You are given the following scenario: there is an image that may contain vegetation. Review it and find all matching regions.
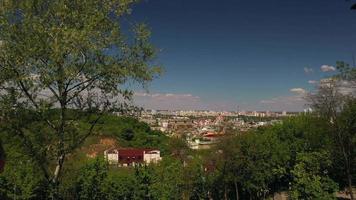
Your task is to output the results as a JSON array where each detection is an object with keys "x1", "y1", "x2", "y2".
[
  {"x1": 0, "y1": 0, "x2": 160, "y2": 198},
  {"x1": 0, "y1": 105, "x2": 355, "y2": 199},
  {"x1": 0, "y1": 0, "x2": 355, "y2": 200}
]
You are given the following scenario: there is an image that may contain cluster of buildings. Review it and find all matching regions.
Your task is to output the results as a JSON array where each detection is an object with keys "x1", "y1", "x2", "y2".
[
  {"x1": 138, "y1": 110, "x2": 295, "y2": 150},
  {"x1": 102, "y1": 109, "x2": 298, "y2": 166},
  {"x1": 141, "y1": 109, "x2": 298, "y2": 118}
]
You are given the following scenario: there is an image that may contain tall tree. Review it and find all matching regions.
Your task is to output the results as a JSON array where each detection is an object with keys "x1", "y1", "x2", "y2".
[
  {"x1": 214, "y1": 132, "x2": 290, "y2": 200},
  {"x1": 308, "y1": 63, "x2": 356, "y2": 200},
  {"x1": 0, "y1": 0, "x2": 160, "y2": 198}
]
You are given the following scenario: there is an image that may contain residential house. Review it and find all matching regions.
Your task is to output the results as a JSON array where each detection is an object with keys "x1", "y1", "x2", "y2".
[{"x1": 104, "y1": 148, "x2": 161, "y2": 167}]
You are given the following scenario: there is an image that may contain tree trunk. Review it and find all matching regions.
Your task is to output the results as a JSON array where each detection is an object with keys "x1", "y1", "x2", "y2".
[
  {"x1": 334, "y1": 124, "x2": 354, "y2": 200},
  {"x1": 224, "y1": 185, "x2": 228, "y2": 200},
  {"x1": 50, "y1": 153, "x2": 65, "y2": 199},
  {"x1": 53, "y1": 154, "x2": 65, "y2": 183},
  {"x1": 208, "y1": 191, "x2": 213, "y2": 200},
  {"x1": 51, "y1": 76, "x2": 67, "y2": 200},
  {"x1": 347, "y1": 170, "x2": 354, "y2": 200},
  {"x1": 234, "y1": 181, "x2": 239, "y2": 200},
  {"x1": 339, "y1": 132, "x2": 354, "y2": 200}
]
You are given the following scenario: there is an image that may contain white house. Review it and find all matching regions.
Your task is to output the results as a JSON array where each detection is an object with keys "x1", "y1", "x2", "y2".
[{"x1": 104, "y1": 148, "x2": 162, "y2": 166}]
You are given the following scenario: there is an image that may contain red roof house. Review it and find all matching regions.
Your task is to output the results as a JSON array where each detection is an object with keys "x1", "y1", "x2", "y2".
[{"x1": 104, "y1": 148, "x2": 161, "y2": 166}]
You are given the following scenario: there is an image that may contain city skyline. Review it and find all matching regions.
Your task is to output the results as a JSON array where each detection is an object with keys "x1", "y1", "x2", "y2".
[{"x1": 128, "y1": 0, "x2": 356, "y2": 111}]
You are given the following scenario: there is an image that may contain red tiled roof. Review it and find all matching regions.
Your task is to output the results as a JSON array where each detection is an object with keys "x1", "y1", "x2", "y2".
[
  {"x1": 117, "y1": 148, "x2": 155, "y2": 157},
  {"x1": 106, "y1": 148, "x2": 159, "y2": 165},
  {"x1": 203, "y1": 132, "x2": 224, "y2": 138},
  {"x1": 110, "y1": 148, "x2": 159, "y2": 165}
]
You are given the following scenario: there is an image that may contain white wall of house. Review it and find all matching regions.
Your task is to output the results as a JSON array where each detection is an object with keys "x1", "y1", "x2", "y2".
[
  {"x1": 104, "y1": 150, "x2": 118, "y2": 164},
  {"x1": 144, "y1": 150, "x2": 162, "y2": 164}
]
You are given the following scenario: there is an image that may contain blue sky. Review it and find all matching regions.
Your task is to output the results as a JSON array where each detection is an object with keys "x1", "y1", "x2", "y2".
[{"x1": 128, "y1": 0, "x2": 356, "y2": 111}]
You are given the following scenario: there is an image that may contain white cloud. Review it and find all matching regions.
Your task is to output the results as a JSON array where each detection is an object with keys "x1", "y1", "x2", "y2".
[
  {"x1": 133, "y1": 92, "x2": 239, "y2": 111},
  {"x1": 308, "y1": 80, "x2": 318, "y2": 84},
  {"x1": 258, "y1": 94, "x2": 306, "y2": 111},
  {"x1": 311, "y1": 78, "x2": 356, "y2": 97},
  {"x1": 134, "y1": 92, "x2": 199, "y2": 99},
  {"x1": 304, "y1": 67, "x2": 313, "y2": 74},
  {"x1": 260, "y1": 96, "x2": 305, "y2": 104},
  {"x1": 133, "y1": 92, "x2": 205, "y2": 110},
  {"x1": 290, "y1": 88, "x2": 307, "y2": 95},
  {"x1": 134, "y1": 90, "x2": 313, "y2": 112},
  {"x1": 321, "y1": 65, "x2": 336, "y2": 72},
  {"x1": 260, "y1": 99, "x2": 276, "y2": 104}
]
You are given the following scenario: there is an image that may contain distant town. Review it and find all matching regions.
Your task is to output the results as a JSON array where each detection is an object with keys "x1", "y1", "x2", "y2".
[{"x1": 137, "y1": 109, "x2": 303, "y2": 150}]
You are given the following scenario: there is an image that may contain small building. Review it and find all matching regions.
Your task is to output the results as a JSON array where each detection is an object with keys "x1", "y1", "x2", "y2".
[{"x1": 104, "y1": 148, "x2": 161, "y2": 167}]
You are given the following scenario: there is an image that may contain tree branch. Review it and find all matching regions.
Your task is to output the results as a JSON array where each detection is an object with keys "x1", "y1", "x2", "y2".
[
  {"x1": 65, "y1": 112, "x2": 104, "y2": 154},
  {"x1": 6, "y1": 61, "x2": 57, "y2": 131}
]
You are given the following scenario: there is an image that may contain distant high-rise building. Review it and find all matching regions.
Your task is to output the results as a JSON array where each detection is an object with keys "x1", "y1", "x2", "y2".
[{"x1": 304, "y1": 108, "x2": 313, "y2": 113}]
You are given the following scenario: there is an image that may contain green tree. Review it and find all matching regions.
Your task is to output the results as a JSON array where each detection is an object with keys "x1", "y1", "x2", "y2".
[
  {"x1": 309, "y1": 63, "x2": 356, "y2": 200},
  {"x1": 290, "y1": 151, "x2": 338, "y2": 200},
  {"x1": 73, "y1": 157, "x2": 139, "y2": 200},
  {"x1": 75, "y1": 158, "x2": 108, "y2": 200},
  {"x1": 0, "y1": 129, "x2": 48, "y2": 200},
  {"x1": 213, "y1": 132, "x2": 289, "y2": 200},
  {"x1": 184, "y1": 156, "x2": 212, "y2": 200},
  {"x1": 150, "y1": 157, "x2": 184, "y2": 200},
  {"x1": 101, "y1": 170, "x2": 136, "y2": 200},
  {"x1": 331, "y1": 99, "x2": 356, "y2": 196},
  {"x1": 0, "y1": 0, "x2": 160, "y2": 198},
  {"x1": 133, "y1": 165, "x2": 154, "y2": 200}
]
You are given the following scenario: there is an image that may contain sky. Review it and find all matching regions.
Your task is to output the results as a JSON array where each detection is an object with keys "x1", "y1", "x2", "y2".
[{"x1": 127, "y1": 0, "x2": 356, "y2": 111}]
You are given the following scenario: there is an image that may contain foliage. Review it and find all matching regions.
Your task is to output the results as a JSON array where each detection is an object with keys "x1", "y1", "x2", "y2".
[
  {"x1": 149, "y1": 158, "x2": 185, "y2": 200},
  {"x1": 0, "y1": 0, "x2": 160, "y2": 197},
  {"x1": 1, "y1": 109, "x2": 353, "y2": 200},
  {"x1": 75, "y1": 158, "x2": 108, "y2": 200},
  {"x1": 96, "y1": 115, "x2": 169, "y2": 153},
  {"x1": 290, "y1": 151, "x2": 338, "y2": 200},
  {"x1": 214, "y1": 130, "x2": 289, "y2": 199},
  {"x1": 309, "y1": 62, "x2": 356, "y2": 199},
  {"x1": 74, "y1": 158, "x2": 139, "y2": 200},
  {"x1": 0, "y1": 132, "x2": 47, "y2": 200}
]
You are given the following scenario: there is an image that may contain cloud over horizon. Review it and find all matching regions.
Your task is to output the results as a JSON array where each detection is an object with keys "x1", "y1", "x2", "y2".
[
  {"x1": 321, "y1": 65, "x2": 336, "y2": 72},
  {"x1": 133, "y1": 90, "x2": 307, "y2": 111},
  {"x1": 290, "y1": 88, "x2": 307, "y2": 95},
  {"x1": 259, "y1": 95, "x2": 306, "y2": 111},
  {"x1": 133, "y1": 92, "x2": 238, "y2": 111},
  {"x1": 304, "y1": 67, "x2": 313, "y2": 74},
  {"x1": 308, "y1": 80, "x2": 318, "y2": 84},
  {"x1": 308, "y1": 80, "x2": 318, "y2": 85},
  {"x1": 134, "y1": 92, "x2": 201, "y2": 110},
  {"x1": 257, "y1": 88, "x2": 308, "y2": 111}
]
